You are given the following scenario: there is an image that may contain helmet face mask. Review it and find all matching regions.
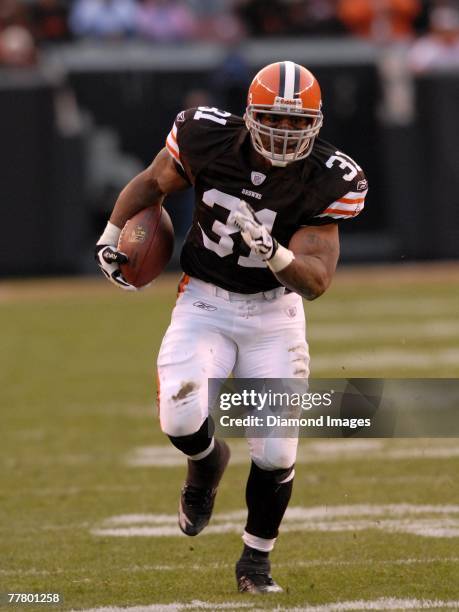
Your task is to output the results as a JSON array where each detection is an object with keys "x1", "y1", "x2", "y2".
[
  {"x1": 245, "y1": 104, "x2": 323, "y2": 166},
  {"x1": 245, "y1": 62, "x2": 323, "y2": 167}
]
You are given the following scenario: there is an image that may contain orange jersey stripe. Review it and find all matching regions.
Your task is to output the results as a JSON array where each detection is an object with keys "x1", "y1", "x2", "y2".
[
  {"x1": 323, "y1": 208, "x2": 356, "y2": 216},
  {"x1": 166, "y1": 140, "x2": 180, "y2": 161},
  {"x1": 176, "y1": 273, "x2": 190, "y2": 298},
  {"x1": 338, "y1": 196, "x2": 365, "y2": 204},
  {"x1": 170, "y1": 129, "x2": 177, "y2": 144}
]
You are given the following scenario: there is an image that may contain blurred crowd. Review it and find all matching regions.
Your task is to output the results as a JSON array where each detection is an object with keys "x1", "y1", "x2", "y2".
[{"x1": 0, "y1": 0, "x2": 458, "y2": 71}]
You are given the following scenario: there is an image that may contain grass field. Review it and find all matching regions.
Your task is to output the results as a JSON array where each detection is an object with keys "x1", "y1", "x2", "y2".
[{"x1": 1, "y1": 264, "x2": 459, "y2": 611}]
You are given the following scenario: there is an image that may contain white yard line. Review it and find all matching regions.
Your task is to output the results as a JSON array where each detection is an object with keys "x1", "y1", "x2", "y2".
[
  {"x1": 126, "y1": 440, "x2": 459, "y2": 468},
  {"x1": 310, "y1": 348, "x2": 459, "y2": 372},
  {"x1": 92, "y1": 504, "x2": 459, "y2": 539},
  {"x1": 75, "y1": 602, "x2": 253, "y2": 612},
  {"x1": 106, "y1": 504, "x2": 459, "y2": 524},
  {"x1": 282, "y1": 599, "x2": 459, "y2": 611},
  {"x1": 381, "y1": 447, "x2": 459, "y2": 459},
  {"x1": 309, "y1": 319, "x2": 459, "y2": 341},
  {"x1": 117, "y1": 556, "x2": 459, "y2": 572},
  {"x1": 4, "y1": 557, "x2": 458, "y2": 578},
  {"x1": 306, "y1": 296, "x2": 458, "y2": 319},
  {"x1": 0, "y1": 568, "x2": 58, "y2": 576},
  {"x1": 75, "y1": 597, "x2": 459, "y2": 612},
  {"x1": 91, "y1": 520, "x2": 459, "y2": 539}
]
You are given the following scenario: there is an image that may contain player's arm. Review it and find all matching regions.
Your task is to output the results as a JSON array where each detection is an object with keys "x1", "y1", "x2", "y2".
[
  {"x1": 95, "y1": 148, "x2": 189, "y2": 290},
  {"x1": 277, "y1": 224, "x2": 339, "y2": 300},
  {"x1": 109, "y1": 147, "x2": 190, "y2": 228}
]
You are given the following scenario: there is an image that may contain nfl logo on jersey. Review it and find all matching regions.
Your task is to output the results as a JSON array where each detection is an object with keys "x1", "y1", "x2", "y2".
[{"x1": 251, "y1": 171, "x2": 266, "y2": 186}]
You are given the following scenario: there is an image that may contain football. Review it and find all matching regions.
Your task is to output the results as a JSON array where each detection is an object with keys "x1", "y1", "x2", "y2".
[{"x1": 118, "y1": 206, "x2": 174, "y2": 288}]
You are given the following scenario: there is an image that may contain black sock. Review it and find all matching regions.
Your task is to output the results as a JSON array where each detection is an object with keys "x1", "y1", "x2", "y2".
[
  {"x1": 240, "y1": 544, "x2": 269, "y2": 561},
  {"x1": 236, "y1": 544, "x2": 270, "y2": 576},
  {"x1": 186, "y1": 438, "x2": 228, "y2": 489},
  {"x1": 245, "y1": 461, "x2": 294, "y2": 540}
]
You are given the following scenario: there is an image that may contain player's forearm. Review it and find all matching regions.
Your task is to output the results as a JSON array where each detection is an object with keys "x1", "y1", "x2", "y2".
[
  {"x1": 109, "y1": 171, "x2": 165, "y2": 229},
  {"x1": 272, "y1": 253, "x2": 332, "y2": 300},
  {"x1": 268, "y1": 224, "x2": 340, "y2": 300}
]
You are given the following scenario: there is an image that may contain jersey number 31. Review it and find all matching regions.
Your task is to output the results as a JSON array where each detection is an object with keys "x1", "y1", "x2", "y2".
[{"x1": 199, "y1": 189, "x2": 277, "y2": 268}]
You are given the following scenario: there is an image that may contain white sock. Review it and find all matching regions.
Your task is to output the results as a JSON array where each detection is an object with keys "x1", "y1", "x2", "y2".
[
  {"x1": 242, "y1": 530, "x2": 276, "y2": 552},
  {"x1": 187, "y1": 437, "x2": 215, "y2": 461}
]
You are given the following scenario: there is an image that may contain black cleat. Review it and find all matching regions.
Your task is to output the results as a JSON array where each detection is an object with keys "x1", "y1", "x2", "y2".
[
  {"x1": 178, "y1": 484, "x2": 217, "y2": 536},
  {"x1": 236, "y1": 556, "x2": 283, "y2": 594},
  {"x1": 178, "y1": 439, "x2": 230, "y2": 536}
]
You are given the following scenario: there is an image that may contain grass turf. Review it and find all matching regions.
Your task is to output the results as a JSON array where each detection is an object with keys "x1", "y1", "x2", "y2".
[{"x1": 1, "y1": 266, "x2": 458, "y2": 611}]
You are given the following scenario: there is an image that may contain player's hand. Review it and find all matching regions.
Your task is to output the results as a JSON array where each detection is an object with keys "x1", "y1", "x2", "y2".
[
  {"x1": 95, "y1": 244, "x2": 137, "y2": 291},
  {"x1": 230, "y1": 200, "x2": 278, "y2": 261}
]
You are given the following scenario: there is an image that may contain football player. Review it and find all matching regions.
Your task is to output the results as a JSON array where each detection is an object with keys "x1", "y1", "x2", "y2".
[{"x1": 96, "y1": 61, "x2": 368, "y2": 594}]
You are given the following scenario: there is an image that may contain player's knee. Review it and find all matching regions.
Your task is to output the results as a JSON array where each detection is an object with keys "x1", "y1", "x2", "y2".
[
  {"x1": 167, "y1": 416, "x2": 215, "y2": 456},
  {"x1": 161, "y1": 417, "x2": 201, "y2": 438},
  {"x1": 250, "y1": 460, "x2": 295, "y2": 484},
  {"x1": 158, "y1": 379, "x2": 204, "y2": 437},
  {"x1": 160, "y1": 403, "x2": 202, "y2": 437},
  {"x1": 273, "y1": 451, "x2": 296, "y2": 470},
  {"x1": 251, "y1": 442, "x2": 298, "y2": 471},
  {"x1": 253, "y1": 453, "x2": 295, "y2": 471}
]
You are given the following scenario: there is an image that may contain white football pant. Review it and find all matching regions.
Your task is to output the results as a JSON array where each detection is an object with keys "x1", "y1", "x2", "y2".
[{"x1": 157, "y1": 276, "x2": 309, "y2": 470}]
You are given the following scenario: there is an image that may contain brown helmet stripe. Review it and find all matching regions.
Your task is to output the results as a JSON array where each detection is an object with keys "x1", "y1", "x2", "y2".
[
  {"x1": 294, "y1": 63, "x2": 301, "y2": 97},
  {"x1": 279, "y1": 62, "x2": 286, "y2": 97}
]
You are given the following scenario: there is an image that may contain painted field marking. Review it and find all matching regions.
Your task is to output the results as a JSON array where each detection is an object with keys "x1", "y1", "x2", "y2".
[
  {"x1": 285, "y1": 598, "x2": 459, "y2": 611},
  {"x1": 120, "y1": 556, "x2": 459, "y2": 572},
  {"x1": 76, "y1": 602, "x2": 253, "y2": 612},
  {"x1": 75, "y1": 597, "x2": 459, "y2": 611},
  {"x1": 310, "y1": 319, "x2": 459, "y2": 341},
  {"x1": 3, "y1": 557, "x2": 458, "y2": 578},
  {"x1": 307, "y1": 296, "x2": 459, "y2": 319},
  {"x1": 310, "y1": 348, "x2": 459, "y2": 372},
  {"x1": 91, "y1": 504, "x2": 459, "y2": 539},
  {"x1": 126, "y1": 440, "x2": 459, "y2": 468}
]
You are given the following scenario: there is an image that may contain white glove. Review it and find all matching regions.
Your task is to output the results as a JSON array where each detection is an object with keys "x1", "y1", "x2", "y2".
[
  {"x1": 230, "y1": 201, "x2": 295, "y2": 272},
  {"x1": 230, "y1": 200, "x2": 276, "y2": 259},
  {"x1": 95, "y1": 222, "x2": 137, "y2": 291}
]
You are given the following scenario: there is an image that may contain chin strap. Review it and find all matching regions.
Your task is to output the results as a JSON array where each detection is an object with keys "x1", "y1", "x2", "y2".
[{"x1": 269, "y1": 159, "x2": 288, "y2": 168}]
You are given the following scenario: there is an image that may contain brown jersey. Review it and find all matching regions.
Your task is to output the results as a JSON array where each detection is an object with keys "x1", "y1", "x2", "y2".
[{"x1": 165, "y1": 107, "x2": 368, "y2": 294}]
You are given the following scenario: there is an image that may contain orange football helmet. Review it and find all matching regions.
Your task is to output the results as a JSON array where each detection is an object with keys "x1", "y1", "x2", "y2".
[{"x1": 245, "y1": 61, "x2": 323, "y2": 166}]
